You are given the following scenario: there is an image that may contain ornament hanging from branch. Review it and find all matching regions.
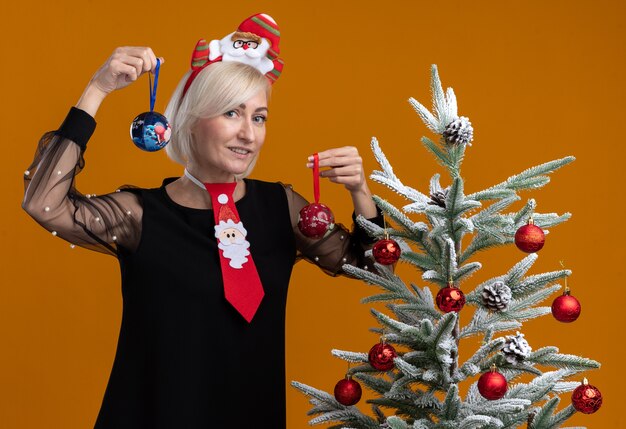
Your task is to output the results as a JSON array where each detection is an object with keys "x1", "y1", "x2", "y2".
[
  {"x1": 478, "y1": 365, "x2": 508, "y2": 400},
  {"x1": 436, "y1": 280, "x2": 465, "y2": 313},
  {"x1": 368, "y1": 337, "x2": 397, "y2": 371},
  {"x1": 372, "y1": 216, "x2": 401, "y2": 265},
  {"x1": 514, "y1": 217, "x2": 545, "y2": 253},
  {"x1": 572, "y1": 378, "x2": 602, "y2": 414},
  {"x1": 552, "y1": 262, "x2": 581, "y2": 322},
  {"x1": 333, "y1": 364, "x2": 362, "y2": 406},
  {"x1": 552, "y1": 288, "x2": 581, "y2": 322}
]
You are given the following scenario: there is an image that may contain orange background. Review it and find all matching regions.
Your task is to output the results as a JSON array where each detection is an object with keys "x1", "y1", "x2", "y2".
[{"x1": 2, "y1": 0, "x2": 624, "y2": 427}]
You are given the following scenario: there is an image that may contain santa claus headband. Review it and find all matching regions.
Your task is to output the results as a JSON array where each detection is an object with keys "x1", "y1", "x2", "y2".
[{"x1": 182, "y1": 13, "x2": 284, "y2": 97}]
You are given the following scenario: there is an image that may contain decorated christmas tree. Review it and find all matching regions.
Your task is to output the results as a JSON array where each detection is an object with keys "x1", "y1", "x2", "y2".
[{"x1": 292, "y1": 65, "x2": 602, "y2": 428}]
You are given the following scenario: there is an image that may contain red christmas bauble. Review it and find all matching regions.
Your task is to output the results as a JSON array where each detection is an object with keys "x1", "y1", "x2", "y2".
[
  {"x1": 478, "y1": 370, "x2": 508, "y2": 400},
  {"x1": 334, "y1": 376, "x2": 362, "y2": 406},
  {"x1": 368, "y1": 342, "x2": 397, "y2": 371},
  {"x1": 572, "y1": 379, "x2": 602, "y2": 414},
  {"x1": 436, "y1": 286, "x2": 466, "y2": 313},
  {"x1": 372, "y1": 239, "x2": 401, "y2": 265},
  {"x1": 514, "y1": 223, "x2": 545, "y2": 253},
  {"x1": 552, "y1": 291, "x2": 581, "y2": 323},
  {"x1": 297, "y1": 203, "x2": 335, "y2": 239}
]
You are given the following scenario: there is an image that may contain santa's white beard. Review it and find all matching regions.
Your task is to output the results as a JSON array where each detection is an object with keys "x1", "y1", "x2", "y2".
[
  {"x1": 218, "y1": 238, "x2": 251, "y2": 269},
  {"x1": 222, "y1": 46, "x2": 263, "y2": 60}
]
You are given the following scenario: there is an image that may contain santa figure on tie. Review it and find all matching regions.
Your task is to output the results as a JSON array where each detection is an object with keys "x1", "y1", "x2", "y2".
[{"x1": 214, "y1": 195, "x2": 251, "y2": 269}]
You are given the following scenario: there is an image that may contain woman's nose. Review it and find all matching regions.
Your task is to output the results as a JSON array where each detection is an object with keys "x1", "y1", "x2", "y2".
[{"x1": 238, "y1": 118, "x2": 255, "y2": 142}]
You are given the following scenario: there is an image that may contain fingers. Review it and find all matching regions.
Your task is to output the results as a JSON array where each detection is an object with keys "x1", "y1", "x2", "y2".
[
  {"x1": 111, "y1": 61, "x2": 140, "y2": 83},
  {"x1": 305, "y1": 146, "x2": 367, "y2": 192},
  {"x1": 319, "y1": 164, "x2": 363, "y2": 179},
  {"x1": 316, "y1": 156, "x2": 363, "y2": 174},
  {"x1": 314, "y1": 153, "x2": 365, "y2": 189},
  {"x1": 112, "y1": 46, "x2": 163, "y2": 76},
  {"x1": 111, "y1": 55, "x2": 142, "y2": 81},
  {"x1": 320, "y1": 164, "x2": 365, "y2": 192},
  {"x1": 306, "y1": 146, "x2": 361, "y2": 169}
]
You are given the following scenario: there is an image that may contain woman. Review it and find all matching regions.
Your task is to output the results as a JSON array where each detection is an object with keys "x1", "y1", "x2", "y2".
[{"x1": 22, "y1": 14, "x2": 381, "y2": 428}]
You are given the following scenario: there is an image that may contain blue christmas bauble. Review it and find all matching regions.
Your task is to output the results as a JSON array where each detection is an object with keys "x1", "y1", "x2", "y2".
[{"x1": 130, "y1": 111, "x2": 171, "y2": 152}]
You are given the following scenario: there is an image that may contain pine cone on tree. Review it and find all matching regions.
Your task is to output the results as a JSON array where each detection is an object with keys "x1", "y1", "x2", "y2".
[
  {"x1": 429, "y1": 186, "x2": 450, "y2": 208},
  {"x1": 502, "y1": 331, "x2": 532, "y2": 364},
  {"x1": 482, "y1": 281, "x2": 512, "y2": 311},
  {"x1": 443, "y1": 116, "x2": 474, "y2": 146}
]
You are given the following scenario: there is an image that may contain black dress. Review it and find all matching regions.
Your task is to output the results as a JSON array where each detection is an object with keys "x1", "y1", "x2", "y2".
[
  {"x1": 95, "y1": 178, "x2": 298, "y2": 428},
  {"x1": 23, "y1": 107, "x2": 382, "y2": 429}
]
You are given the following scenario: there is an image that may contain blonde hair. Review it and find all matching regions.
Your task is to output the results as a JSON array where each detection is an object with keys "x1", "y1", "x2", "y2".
[{"x1": 164, "y1": 61, "x2": 271, "y2": 177}]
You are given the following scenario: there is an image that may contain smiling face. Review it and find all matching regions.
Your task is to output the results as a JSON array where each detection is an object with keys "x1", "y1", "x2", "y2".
[{"x1": 189, "y1": 90, "x2": 268, "y2": 182}]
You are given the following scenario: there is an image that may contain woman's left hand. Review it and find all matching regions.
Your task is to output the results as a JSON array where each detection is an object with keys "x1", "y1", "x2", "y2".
[
  {"x1": 307, "y1": 146, "x2": 378, "y2": 218},
  {"x1": 307, "y1": 146, "x2": 367, "y2": 194}
]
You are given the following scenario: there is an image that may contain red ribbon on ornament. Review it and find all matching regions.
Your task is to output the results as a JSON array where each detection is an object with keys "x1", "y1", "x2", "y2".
[{"x1": 312, "y1": 153, "x2": 320, "y2": 203}]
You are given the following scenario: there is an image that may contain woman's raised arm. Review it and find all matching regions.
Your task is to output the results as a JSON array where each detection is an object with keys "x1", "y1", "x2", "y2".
[{"x1": 22, "y1": 47, "x2": 163, "y2": 255}]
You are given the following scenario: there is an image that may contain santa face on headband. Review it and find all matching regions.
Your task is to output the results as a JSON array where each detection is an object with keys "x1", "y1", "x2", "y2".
[{"x1": 208, "y1": 31, "x2": 275, "y2": 75}]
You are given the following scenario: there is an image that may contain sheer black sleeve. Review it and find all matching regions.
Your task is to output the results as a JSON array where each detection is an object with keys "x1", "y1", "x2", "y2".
[
  {"x1": 281, "y1": 183, "x2": 384, "y2": 277},
  {"x1": 22, "y1": 107, "x2": 142, "y2": 256}
]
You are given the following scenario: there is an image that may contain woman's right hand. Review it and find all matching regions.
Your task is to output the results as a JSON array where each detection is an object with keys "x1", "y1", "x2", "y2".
[
  {"x1": 77, "y1": 47, "x2": 164, "y2": 116},
  {"x1": 90, "y1": 46, "x2": 164, "y2": 95}
]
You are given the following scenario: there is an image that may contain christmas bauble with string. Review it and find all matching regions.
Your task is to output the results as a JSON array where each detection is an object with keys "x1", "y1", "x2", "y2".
[
  {"x1": 130, "y1": 111, "x2": 171, "y2": 152},
  {"x1": 478, "y1": 368, "x2": 508, "y2": 400},
  {"x1": 373, "y1": 238, "x2": 401, "y2": 265},
  {"x1": 514, "y1": 219, "x2": 545, "y2": 253},
  {"x1": 297, "y1": 203, "x2": 335, "y2": 238},
  {"x1": 368, "y1": 341, "x2": 397, "y2": 371},
  {"x1": 334, "y1": 375, "x2": 362, "y2": 406},
  {"x1": 299, "y1": 152, "x2": 335, "y2": 238},
  {"x1": 552, "y1": 288, "x2": 581, "y2": 322},
  {"x1": 572, "y1": 378, "x2": 602, "y2": 414},
  {"x1": 130, "y1": 58, "x2": 171, "y2": 152},
  {"x1": 436, "y1": 285, "x2": 466, "y2": 313}
]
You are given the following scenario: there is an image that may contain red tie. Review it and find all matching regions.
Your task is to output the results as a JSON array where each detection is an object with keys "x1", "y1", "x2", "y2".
[{"x1": 204, "y1": 182, "x2": 264, "y2": 323}]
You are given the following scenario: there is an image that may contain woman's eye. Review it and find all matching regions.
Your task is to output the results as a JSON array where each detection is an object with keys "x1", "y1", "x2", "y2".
[
  {"x1": 224, "y1": 110, "x2": 237, "y2": 118},
  {"x1": 253, "y1": 115, "x2": 267, "y2": 124}
]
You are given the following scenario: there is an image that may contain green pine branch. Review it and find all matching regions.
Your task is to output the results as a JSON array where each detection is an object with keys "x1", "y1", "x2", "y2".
[{"x1": 466, "y1": 157, "x2": 575, "y2": 201}]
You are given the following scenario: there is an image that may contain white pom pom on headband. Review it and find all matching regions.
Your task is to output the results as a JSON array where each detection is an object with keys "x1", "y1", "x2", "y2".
[{"x1": 182, "y1": 13, "x2": 284, "y2": 97}]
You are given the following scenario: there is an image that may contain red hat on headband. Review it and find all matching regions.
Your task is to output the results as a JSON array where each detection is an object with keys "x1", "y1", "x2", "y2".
[{"x1": 183, "y1": 13, "x2": 284, "y2": 97}]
